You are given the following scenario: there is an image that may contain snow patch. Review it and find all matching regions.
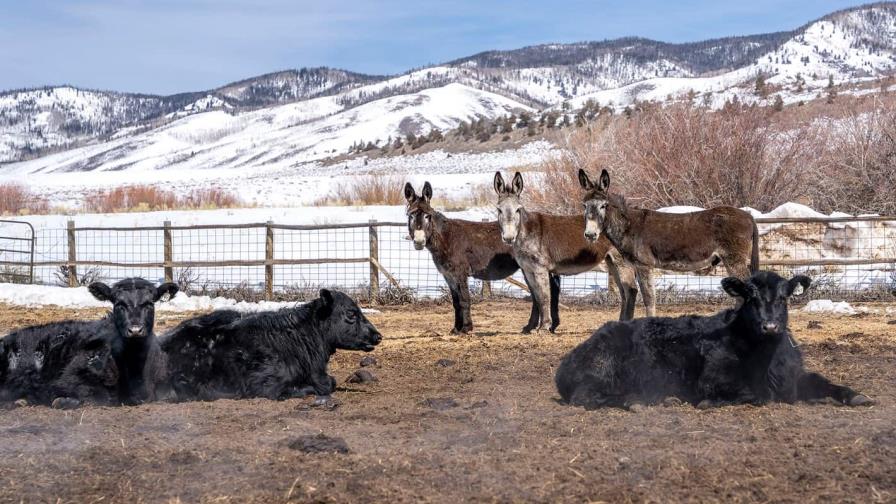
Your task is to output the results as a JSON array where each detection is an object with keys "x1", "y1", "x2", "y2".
[{"x1": 802, "y1": 299, "x2": 857, "y2": 315}]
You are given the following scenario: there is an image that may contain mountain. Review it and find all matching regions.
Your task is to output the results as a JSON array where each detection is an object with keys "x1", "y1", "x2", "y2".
[{"x1": 1, "y1": 2, "x2": 895, "y2": 167}]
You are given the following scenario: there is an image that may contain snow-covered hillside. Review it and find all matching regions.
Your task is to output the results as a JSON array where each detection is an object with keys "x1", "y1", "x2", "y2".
[{"x1": 1, "y1": 3, "x2": 895, "y2": 177}]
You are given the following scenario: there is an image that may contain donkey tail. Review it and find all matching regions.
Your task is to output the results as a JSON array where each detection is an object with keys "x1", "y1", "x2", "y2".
[{"x1": 750, "y1": 218, "x2": 760, "y2": 274}]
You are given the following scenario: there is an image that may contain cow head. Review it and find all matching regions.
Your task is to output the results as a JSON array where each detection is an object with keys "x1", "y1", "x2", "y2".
[
  {"x1": 578, "y1": 168, "x2": 611, "y2": 242},
  {"x1": 404, "y1": 182, "x2": 434, "y2": 251},
  {"x1": 89, "y1": 278, "x2": 178, "y2": 340},
  {"x1": 722, "y1": 271, "x2": 811, "y2": 339},
  {"x1": 494, "y1": 171, "x2": 525, "y2": 244},
  {"x1": 316, "y1": 289, "x2": 382, "y2": 352}
]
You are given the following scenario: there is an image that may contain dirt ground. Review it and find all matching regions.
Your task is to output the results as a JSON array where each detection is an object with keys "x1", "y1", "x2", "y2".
[{"x1": 0, "y1": 300, "x2": 894, "y2": 503}]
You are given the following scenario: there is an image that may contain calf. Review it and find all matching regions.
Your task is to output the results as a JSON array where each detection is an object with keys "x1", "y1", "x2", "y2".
[
  {"x1": 0, "y1": 277, "x2": 177, "y2": 407},
  {"x1": 555, "y1": 271, "x2": 872, "y2": 409},
  {"x1": 161, "y1": 289, "x2": 381, "y2": 401}
]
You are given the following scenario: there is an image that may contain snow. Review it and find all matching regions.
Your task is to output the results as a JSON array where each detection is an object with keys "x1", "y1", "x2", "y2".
[
  {"x1": 802, "y1": 299, "x2": 857, "y2": 315},
  {"x1": 0, "y1": 282, "x2": 379, "y2": 314}
]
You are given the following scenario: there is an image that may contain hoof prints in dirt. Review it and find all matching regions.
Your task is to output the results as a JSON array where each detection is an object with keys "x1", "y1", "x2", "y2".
[
  {"x1": 422, "y1": 397, "x2": 459, "y2": 411},
  {"x1": 287, "y1": 434, "x2": 350, "y2": 454},
  {"x1": 346, "y1": 369, "x2": 378, "y2": 383},
  {"x1": 435, "y1": 358, "x2": 456, "y2": 367},
  {"x1": 295, "y1": 396, "x2": 341, "y2": 411}
]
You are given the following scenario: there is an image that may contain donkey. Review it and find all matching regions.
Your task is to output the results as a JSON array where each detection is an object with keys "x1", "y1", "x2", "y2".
[
  {"x1": 405, "y1": 182, "x2": 560, "y2": 334},
  {"x1": 578, "y1": 169, "x2": 759, "y2": 279},
  {"x1": 493, "y1": 172, "x2": 654, "y2": 332}
]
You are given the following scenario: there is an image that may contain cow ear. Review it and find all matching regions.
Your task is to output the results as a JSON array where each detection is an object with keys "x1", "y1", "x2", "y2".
[
  {"x1": 403, "y1": 182, "x2": 416, "y2": 203},
  {"x1": 787, "y1": 275, "x2": 811, "y2": 297},
  {"x1": 493, "y1": 172, "x2": 506, "y2": 195},
  {"x1": 511, "y1": 172, "x2": 524, "y2": 195},
  {"x1": 154, "y1": 282, "x2": 179, "y2": 302},
  {"x1": 88, "y1": 282, "x2": 113, "y2": 302},
  {"x1": 422, "y1": 181, "x2": 433, "y2": 202},
  {"x1": 578, "y1": 169, "x2": 593, "y2": 190},
  {"x1": 721, "y1": 277, "x2": 748, "y2": 299},
  {"x1": 599, "y1": 169, "x2": 610, "y2": 192},
  {"x1": 320, "y1": 288, "x2": 334, "y2": 306}
]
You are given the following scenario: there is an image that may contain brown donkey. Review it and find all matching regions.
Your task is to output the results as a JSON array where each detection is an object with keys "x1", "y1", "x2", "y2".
[
  {"x1": 578, "y1": 169, "x2": 759, "y2": 278},
  {"x1": 405, "y1": 182, "x2": 560, "y2": 334},
  {"x1": 493, "y1": 172, "x2": 654, "y2": 332}
]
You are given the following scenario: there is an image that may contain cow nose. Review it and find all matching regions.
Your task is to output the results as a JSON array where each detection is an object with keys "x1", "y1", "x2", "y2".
[
  {"x1": 127, "y1": 325, "x2": 145, "y2": 337},
  {"x1": 762, "y1": 322, "x2": 779, "y2": 334},
  {"x1": 370, "y1": 331, "x2": 382, "y2": 345}
]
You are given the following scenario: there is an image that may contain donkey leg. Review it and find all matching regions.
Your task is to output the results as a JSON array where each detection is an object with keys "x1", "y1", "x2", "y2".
[
  {"x1": 636, "y1": 265, "x2": 656, "y2": 317},
  {"x1": 607, "y1": 255, "x2": 638, "y2": 321},
  {"x1": 456, "y1": 277, "x2": 474, "y2": 334},
  {"x1": 549, "y1": 274, "x2": 561, "y2": 332},
  {"x1": 447, "y1": 283, "x2": 464, "y2": 334},
  {"x1": 523, "y1": 267, "x2": 554, "y2": 333},
  {"x1": 522, "y1": 277, "x2": 541, "y2": 334}
]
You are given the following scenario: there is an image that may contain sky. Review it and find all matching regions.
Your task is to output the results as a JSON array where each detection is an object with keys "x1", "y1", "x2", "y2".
[{"x1": 0, "y1": 0, "x2": 872, "y2": 95}]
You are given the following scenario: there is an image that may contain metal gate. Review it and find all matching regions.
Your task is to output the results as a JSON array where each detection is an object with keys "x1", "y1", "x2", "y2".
[{"x1": 0, "y1": 220, "x2": 35, "y2": 284}]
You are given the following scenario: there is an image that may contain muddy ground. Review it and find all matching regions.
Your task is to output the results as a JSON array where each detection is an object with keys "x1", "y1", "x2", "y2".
[{"x1": 0, "y1": 301, "x2": 894, "y2": 503}]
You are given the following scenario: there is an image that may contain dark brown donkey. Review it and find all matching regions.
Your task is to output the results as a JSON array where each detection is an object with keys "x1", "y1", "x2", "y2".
[
  {"x1": 578, "y1": 169, "x2": 759, "y2": 278},
  {"x1": 405, "y1": 182, "x2": 559, "y2": 334},
  {"x1": 494, "y1": 172, "x2": 654, "y2": 332}
]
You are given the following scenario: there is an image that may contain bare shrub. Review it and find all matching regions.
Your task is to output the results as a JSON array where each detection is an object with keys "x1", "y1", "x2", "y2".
[
  {"x1": 54, "y1": 265, "x2": 105, "y2": 287},
  {"x1": 0, "y1": 182, "x2": 49, "y2": 215},
  {"x1": 527, "y1": 103, "x2": 814, "y2": 213},
  {"x1": 315, "y1": 175, "x2": 405, "y2": 206},
  {"x1": 0, "y1": 265, "x2": 30, "y2": 284},
  {"x1": 83, "y1": 185, "x2": 242, "y2": 213},
  {"x1": 810, "y1": 101, "x2": 896, "y2": 215}
]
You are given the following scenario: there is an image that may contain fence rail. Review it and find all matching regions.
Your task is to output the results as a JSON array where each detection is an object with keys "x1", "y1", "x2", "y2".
[{"x1": 0, "y1": 215, "x2": 894, "y2": 304}]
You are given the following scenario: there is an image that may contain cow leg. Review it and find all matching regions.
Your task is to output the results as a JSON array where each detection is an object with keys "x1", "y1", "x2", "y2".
[
  {"x1": 549, "y1": 274, "x2": 561, "y2": 332},
  {"x1": 798, "y1": 372, "x2": 873, "y2": 406},
  {"x1": 636, "y1": 266, "x2": 656, "y2": 317}
]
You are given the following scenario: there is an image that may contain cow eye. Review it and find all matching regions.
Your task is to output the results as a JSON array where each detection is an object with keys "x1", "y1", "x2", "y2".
[{"x1": 345, "y1": 313, "x2": 357, "y2": 324}]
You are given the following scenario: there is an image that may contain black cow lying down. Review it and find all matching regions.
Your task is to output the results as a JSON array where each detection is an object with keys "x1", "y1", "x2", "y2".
[
  {"x1": 161, "y1": 289, "x2": 382, "y2": 401},
  {"x1": 555, "y1": 271, "x2": 873, "y2": 410},
  {"x1": 0, "y1": 278, "x2": 177, "y2": 407}
]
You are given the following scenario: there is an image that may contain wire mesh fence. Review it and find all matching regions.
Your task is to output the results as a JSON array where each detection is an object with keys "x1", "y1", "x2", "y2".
[{"x1": 6, "y1": 216, "x2": 896, "y2": 304}]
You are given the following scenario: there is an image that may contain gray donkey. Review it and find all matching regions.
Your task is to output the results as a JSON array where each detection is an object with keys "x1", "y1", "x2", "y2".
[
  {"x1": 406, "y1": 182, "x2": 560, "y2": 334},
  {"x1": 494, "y1": 172, "x2": 654, "y2": 333}
]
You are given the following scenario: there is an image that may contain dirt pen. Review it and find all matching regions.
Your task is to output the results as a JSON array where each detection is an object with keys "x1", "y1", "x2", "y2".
[
  {"x1": 0, "y1": 300, "x2": 894, "y2": 502},
  {"x1": 1, "y1": 215, "x2": 895, "y2": 303}
]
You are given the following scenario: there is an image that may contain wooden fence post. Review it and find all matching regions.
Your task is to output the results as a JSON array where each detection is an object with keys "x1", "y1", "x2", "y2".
[
  {"x1": 66, "y1": 220, "x2": 77, "y2": 287},
  {"x1": 163, "y1": 221, "x2": 173, "y2": 283},
  {"x1": 480, "y1": 218, "x2": 492, "y2": 298},
  {"x1": 265, "y1": 221, "x2": 274, "y2": 301},
  {"x1": 368, "y1": 220, "x2": 379, "y2": 303}
]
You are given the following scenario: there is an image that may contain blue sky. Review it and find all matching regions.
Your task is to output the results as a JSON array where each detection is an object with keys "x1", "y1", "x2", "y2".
[{"x1": 0, "y1": 0, "x2": 869, "y2": 94}]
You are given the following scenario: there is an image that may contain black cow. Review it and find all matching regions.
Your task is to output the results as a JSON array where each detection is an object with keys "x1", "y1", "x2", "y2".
[
  {"x1": 555, "y1": 271, "x2": 873, "y2": 410},
  {"x1": 0, "y1": 277, "x2": 177, "y2": 407},
  {"x1": 160, "y1": 289, "x2": 381, "y2": 401}
]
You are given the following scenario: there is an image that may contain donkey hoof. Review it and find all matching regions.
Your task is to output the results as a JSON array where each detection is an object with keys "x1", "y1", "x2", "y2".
[
  {"x1": 51, "y1": 397, "x2": 81, "y2": 410},
  {"x1": 521, "y1": 326, "x2": 534, "y2": 335},
  {"x1": 848, "y1": 394, "x2": 874, "y2": 407}
]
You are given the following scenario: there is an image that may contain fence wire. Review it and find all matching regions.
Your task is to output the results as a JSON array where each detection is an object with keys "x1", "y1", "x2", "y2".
[{"x1": 8, "y1": 217, "x2": 896, "y2": 304}]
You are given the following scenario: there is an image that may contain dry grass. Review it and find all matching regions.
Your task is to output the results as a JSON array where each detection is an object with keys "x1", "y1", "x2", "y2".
[
  {"x1": 314, "y1": 175, "x2": 406, "y2": 206},
  {"x1": 0, "y1": 182, "x2": 49, "y2": 215},
  {"x1": 83, "y1": 185, "x2": 242, "y2": 213}
]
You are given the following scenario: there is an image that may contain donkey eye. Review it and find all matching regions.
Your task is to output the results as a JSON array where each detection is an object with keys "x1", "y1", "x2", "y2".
[{"x1": 424, "y1": 214, "x2": 431, "y2": 221}]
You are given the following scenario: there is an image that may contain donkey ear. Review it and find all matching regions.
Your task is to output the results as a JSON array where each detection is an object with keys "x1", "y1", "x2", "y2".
[
  {"x1": 721, "y1": 277, "x2": 748, "y2": 299},
  {"x1": 154, "y1": 282, "x2": 179, "y2": 302},
  {"x1": 88, "y1": 282, "x2": 113, "y2": 302},
  {"x1": 493, "y1": 172, "x2": 506, "y2": 195},
  {"x1": 787, "y1": 275, "x2": 811, "y2": 297},
  {"x1": 599, "y1": 169, "x2": 610, "y2": 192},
  {"x1": 511, "y1": 172, "x2": 524, "y2": 195},
  {"x1": 422, "y1": 181, "x2": 433, "y2": 202},
  {"x1": 578, "y1": 169, "x2": 593, "y2": 190},
  {"x1": 404, "y1": 182, "x2": 417, "y2": 203}
]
